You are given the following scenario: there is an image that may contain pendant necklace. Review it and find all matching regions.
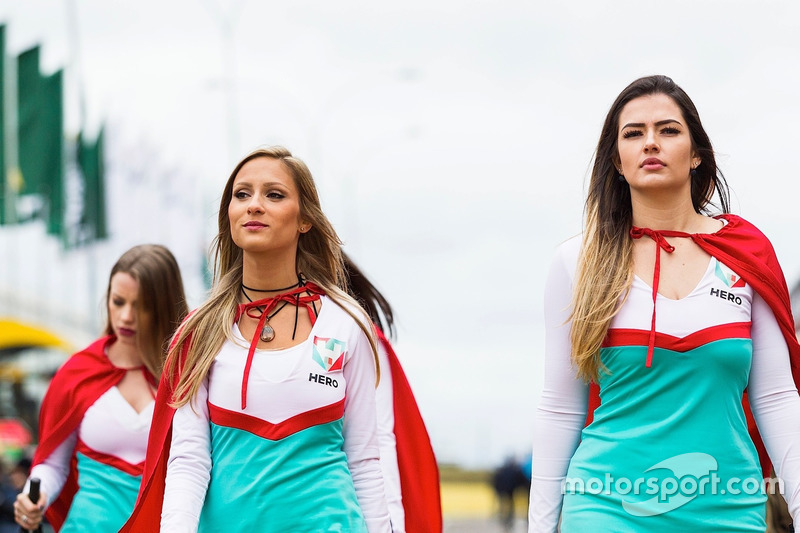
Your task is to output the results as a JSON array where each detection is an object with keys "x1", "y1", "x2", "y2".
[
  {"x1": 259, "y1": 303, "x2": 286, "y2": 342},
  {"x1": 240, "y1": 287, "x2": 291, "y2": 342}
]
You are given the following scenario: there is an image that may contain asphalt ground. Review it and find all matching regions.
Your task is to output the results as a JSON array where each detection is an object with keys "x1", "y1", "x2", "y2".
[{"x1": 444, "y1": 516, "x2": 528, "y2": 533}]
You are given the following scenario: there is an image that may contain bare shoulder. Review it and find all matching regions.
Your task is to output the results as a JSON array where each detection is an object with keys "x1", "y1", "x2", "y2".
[{"x1": 699, "y1": 215, "x2": 725, "y2": 233}]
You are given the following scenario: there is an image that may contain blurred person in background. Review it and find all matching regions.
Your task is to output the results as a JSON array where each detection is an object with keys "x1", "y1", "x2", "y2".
[
  {"x1": 0, "y1": 458, "x2": 30, "y2": 532},
  {"x1": 529, "y1": 75, "x2": 800, "y2": 531},
  {"x1": 492, "y1": 456, "x2": 528, "y2": 532},
  {"x1": 13, "y1": 244, "x2": 188, "y2": 532},
  {"x1": 343, "y1": 252, "x2": 442, "y2": 533},
  {"x1": 8, "y1": 458, "x2": 31, "y2": 493},
  {"x1": 123, "y1": 147, "x2": 391, "y2": 532}
]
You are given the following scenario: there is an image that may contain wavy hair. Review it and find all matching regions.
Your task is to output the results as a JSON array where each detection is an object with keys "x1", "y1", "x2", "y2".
[
  {"x1": 166, "y1": 147, "x2": 379, "y2": 407},
  {"x1": 571, "y1": 75, "x2": 730, "y2": 382}
]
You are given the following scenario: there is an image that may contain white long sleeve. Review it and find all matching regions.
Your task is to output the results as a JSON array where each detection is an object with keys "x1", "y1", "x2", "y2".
[
  {"x1": 528, "y1": 237, "x2": 587, "y2": 532},
  {"x1": 747, "y1": 292, "x2": 800, "y2": 521},
  {"x1": 28, "y1": 431, "x2": 76, "y2": 507},
  {"x1": 341, "y1": 323, "x2": 392, "y2": 532},
  {"x1": 160, "y1": 298, "x2": 390, "y2": 532},
  {"x1": 161, "y1": 379, "x2": 211, "y2": 533},
  {"x1": 375, "y1": 341, "x2": 405, "y2": 532}
]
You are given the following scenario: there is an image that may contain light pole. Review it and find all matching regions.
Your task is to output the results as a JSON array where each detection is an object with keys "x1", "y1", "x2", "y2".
[{"x1": 202, "y1": 0, "x2": 247, "y2": 168}]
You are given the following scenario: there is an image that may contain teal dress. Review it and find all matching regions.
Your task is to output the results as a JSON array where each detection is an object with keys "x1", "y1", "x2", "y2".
[
  {"x1": 60, "y1": 448, "x2": 141, "y2": 532},
  {"x1": 561, "y1": 259, "x2": 767, "y2": 532}
]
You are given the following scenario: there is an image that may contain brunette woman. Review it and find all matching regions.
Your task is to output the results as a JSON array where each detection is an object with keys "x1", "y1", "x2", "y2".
[
  {"x1": 529, "y1": 75, "x2": 800, "y2": 531},
  {"x1": 14, "y1": 244, "x2": 188, "y2": 532}
]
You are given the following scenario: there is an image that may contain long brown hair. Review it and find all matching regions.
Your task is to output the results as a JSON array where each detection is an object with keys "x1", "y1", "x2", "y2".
[
  {"x1": 166, "y1": 146, "x2": 379, "y2": 407},
  {"x1": 104, "y1": 244, "x2": 188, "y2": 378},
  {"x1": 343, "y1": 252, "x2": 395, "y2": 339},
  {"x1": 571, "y1": 75, "x2": 730, "y2": 382}
]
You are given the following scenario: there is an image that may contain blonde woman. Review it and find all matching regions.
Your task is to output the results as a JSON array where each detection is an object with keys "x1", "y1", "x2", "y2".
[
  {"x1": 14, "y1": 244, "x2": 188, "y2": 532},
  {"x1": 529, "y1": 75, "x2": 800, "y2": 531},
  {"x1": 122, "y1": 147, "x2": 391, "y2": 532}
]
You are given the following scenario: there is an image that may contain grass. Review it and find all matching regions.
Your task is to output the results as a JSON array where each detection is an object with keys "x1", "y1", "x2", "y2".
[{"x1": 439, "y1": 465, "x2": 529, "y2": 519}]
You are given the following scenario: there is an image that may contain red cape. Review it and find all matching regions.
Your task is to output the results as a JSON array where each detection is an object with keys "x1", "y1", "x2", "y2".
[
  {"x1": 122, "y1": 327, "x2": 443, "y2": 532},
  {"x1": 587, "y1": 214, "x2": 800, "y2": 477},
  {"x1": 34, "y1": 336, "x2": 129, "y2": 531},
  {"x1": 376, "y1": 329, "x2": 442, "y2": 533}
]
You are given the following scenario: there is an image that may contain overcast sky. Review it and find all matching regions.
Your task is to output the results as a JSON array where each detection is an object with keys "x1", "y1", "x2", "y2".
[{"x1": 1, "y1": 0, "x2": 799, "y2": 468}]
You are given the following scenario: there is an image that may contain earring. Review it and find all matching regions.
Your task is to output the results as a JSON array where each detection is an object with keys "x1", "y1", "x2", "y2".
[
  {"x1": 617, "y1": 170, "x2": 625, "y2": 182},
  {"x1": 690, "y1": 160, "x2": 701, "y2": 179}
]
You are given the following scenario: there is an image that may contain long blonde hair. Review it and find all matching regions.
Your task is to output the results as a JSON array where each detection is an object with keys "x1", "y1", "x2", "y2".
[
  {"x1": 165, "y1": 146, "x2": 379, "y2": 407},
  {"x1": 571, "y1": 75, "x2": 730, "y2": 382}
]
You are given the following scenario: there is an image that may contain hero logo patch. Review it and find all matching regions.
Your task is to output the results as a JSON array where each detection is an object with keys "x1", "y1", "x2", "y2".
[
  {"x1": 312, "y1": 336, "x2": 346, "y2": 372},
  {"x1": 715, "y1": 261, "x2": 746, "y2": 288}
]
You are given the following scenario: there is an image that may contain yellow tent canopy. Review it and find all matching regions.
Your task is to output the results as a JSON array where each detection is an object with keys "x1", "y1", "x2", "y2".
[{"x1": 0, "y1": 318, "x2": 71, "y2": 351}]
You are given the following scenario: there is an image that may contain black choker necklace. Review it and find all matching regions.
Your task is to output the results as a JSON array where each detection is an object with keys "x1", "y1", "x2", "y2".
[
  {"x1": 239, "y1": 275, "x2": 311, "y2": 342},
  {"x1": 241, "y1": 281, "x2": 300, "y2": 293}
]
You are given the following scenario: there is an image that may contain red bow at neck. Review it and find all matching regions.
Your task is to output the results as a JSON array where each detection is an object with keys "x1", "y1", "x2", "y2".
[
  {"x1": 629, "y1": 226, "x2": 693, "y2": 367},
  {"x1": 234, "y1": 282, "x2": 325, "y2": 409}
]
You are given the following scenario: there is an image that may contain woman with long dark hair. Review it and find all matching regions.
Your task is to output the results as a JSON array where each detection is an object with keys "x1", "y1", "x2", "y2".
[
  {"x1": 14, "y1": 244, "x2": 188, "y2": 532},
  {"x1": 123, "y1": 147, "x2": 391, "y2": 532},
  {"x1": 529, "y1": 75, "x2": 800, "y2": 531}
]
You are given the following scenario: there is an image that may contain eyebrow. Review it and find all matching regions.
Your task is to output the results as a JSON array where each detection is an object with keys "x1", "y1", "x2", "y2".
[
  {"x1": 232, "y1": 181, "x2": 290, "y2": 188},
  {"x1": 621, "y1": 119, "x2": 683, "y2": 129}
]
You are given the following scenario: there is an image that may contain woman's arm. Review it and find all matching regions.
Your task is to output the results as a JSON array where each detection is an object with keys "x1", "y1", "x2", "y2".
[
  {"x1": 28, "y1": 430, "x2": 76, "y2": 507},
  {"x1": 343, "y1": 327, "x2": 392, "y2": 532},
  {"x1": 529, "y1": 240, "x2": 589, "y2": 532},
  {"x1": 375, "y1": 341, "x2": 405, "y2": 532},
  {"x1": 161, "y1": 378, "x2": 212, "y2": 533},
  {"x1": 748, "y1": 292, "x2": 800, "y2": 521}
]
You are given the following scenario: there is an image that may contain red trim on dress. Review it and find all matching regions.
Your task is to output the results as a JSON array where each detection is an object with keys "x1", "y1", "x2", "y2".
[
  {"x1": 75, "y1": 440, "x2": 144, "y2": 477},
  {"x1": 588, "y1": 215, "x2": 800, "y2": 478},
  {"x1": 602, "y1": 322, "x2": 752, "y2": 351},
  {"x1": 207, "y1": 399, "x2": 345, "y2": 440},
  {"x1": 122, "y1": 317, "x2": 444, "y2": 533}
]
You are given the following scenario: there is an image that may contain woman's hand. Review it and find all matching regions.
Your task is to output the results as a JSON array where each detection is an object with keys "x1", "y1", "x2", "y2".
[{"x1": 13, "y1": 489, "x2": 46, "y2": 530}]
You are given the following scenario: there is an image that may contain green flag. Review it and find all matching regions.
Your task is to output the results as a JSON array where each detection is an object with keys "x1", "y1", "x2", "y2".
[
  {"x1": 78, "y1": 129, "x2": 107, "y2": 241},
  {"x1": 40, "y1": 69, "x2": 64, "y2": 236},
  {"x1": 17, "y1": 46, "x2": 64, "y2": 234},
  {"x1": 17, "y1": 46, "x2": 42, "y2": 198}
]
